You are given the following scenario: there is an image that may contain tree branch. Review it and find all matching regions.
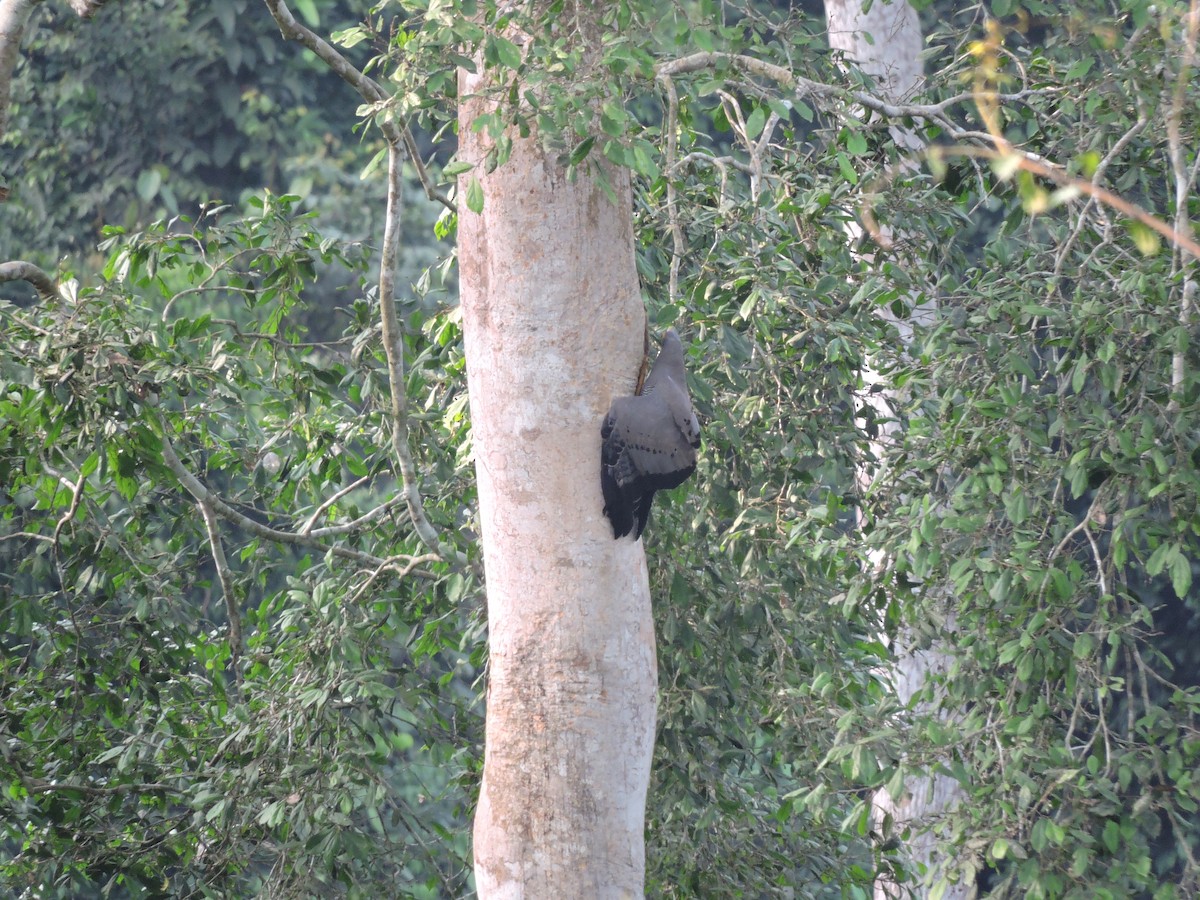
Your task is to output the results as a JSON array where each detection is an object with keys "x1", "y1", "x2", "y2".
[
  {"x1": 300, "y1": 474, "x2": 370, "y2": 534},
  {"x1": 0, "y1": 260, "x2": 61, "y2": 300},
  {"x1": 937, "y1": 144, "x2": 1200, "y2": 262},
  {"x1": 159, "y1": 430, "x2": 398, "y2": 570},
  {"x1": 198, "y1": 497, "x2": 242, "y2": 681},
  {"x1": 261, "y1": 0, "x2": 468, "y2": 571},
  {"x1": 260, "y1": 0, "x2": 452, "y2": 210},
  {"x1": 347, "y1": 552, "x2": 442, "y2": 605},
  {"x1": 26, "y1": 778, "x2": 177, "y2": 797},
  {"x1": 657, "y1": 50, "x2": 1050, "y2": 136},
  {"x1": 659, "y1": 50, "x2": 1192, "y2": 266},
  {"x1": 661, "y1": 74, "x2": 685, "y2": 305},
  {"x1": 305, "y1": 493, "x2": 408, "y2": 538},
  {"x1": 377, "y1": 143, "x2": 469, "y2": 569}
]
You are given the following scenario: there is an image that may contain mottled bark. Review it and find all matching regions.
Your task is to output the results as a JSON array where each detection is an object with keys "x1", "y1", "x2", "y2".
[{"x1": 459, "y1": 15, "x2": 657, "y2": 896}]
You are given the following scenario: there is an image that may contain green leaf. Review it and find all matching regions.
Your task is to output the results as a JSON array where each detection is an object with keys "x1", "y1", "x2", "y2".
[
  {"x1": 1145, "y1": 542, "x2": 1171, "y2": 578},
  {"x1": 600, "y1": 101, "x2": 626, "y2": 137},
  {"x1": 331, "y1": 26, "x2": 370, "y2": 49},
  {"x1": 836, "y1": 152, "x2": 858, "y2": 185},
  {"x1": 1126, "y1": 220, "x2": 1161, "y2": 257},
  {"x1": 568, "y1": 136, "x2": 596, "y2": 166},
  {"x1": 845, "y1": 130, "x2": 868, "y2": 156},
  {"x1": 292, "y1": 0, "x2": 319, "y2": 27},
  {"x1": 466, "y1": 176, "x2": 484, "y2": 214},
  {"x1": 745, "y1": 106, "x2": 766, "y2": 140},
  {"x1": 1169, "y1": 551, "x2": 1192, "y2": 598},
  {"x1": 136, "y1": 169, "x2": 162, "y2": 202},
  {"x1": 493, "y1": 36, "x2": 523, "y2": 70}
]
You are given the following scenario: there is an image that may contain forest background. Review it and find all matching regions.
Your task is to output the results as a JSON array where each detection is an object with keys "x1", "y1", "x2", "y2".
[{"x1": 1, "y1": 0, "x2": 1199, "y2": 897}]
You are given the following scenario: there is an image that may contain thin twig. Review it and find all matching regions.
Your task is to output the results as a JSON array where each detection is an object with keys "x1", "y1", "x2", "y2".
[
  {"x1": 865, "y1": 144, "x2": 1200, "y2": 261},
  {"x1": 347, "y1": 553, "x2": 442, "y2": 605},
  {"x1": 1053, "y1": 101, "x2": 1150, "y2": 290},
  {"x1": 305, "y1": 494, "x2": 409, "y2": 539},
  {"x1": 25, "y1": 779, "x2": 177, "y2": 796},
  {"x1": 262, "y1": 0, "x2": 466, "y2": 572},
  {"x1": 0, "y1": 531, "x2": 54, "y2": 543},
  {"x1": 1171, "y1": 281, "x2": 1197, "y2": 413},
  {"x1": 656, "y1": 51, "x2": 1052, "y2": 133},
  {"x1": 49, "y1": 470, "x2": 88, "y2": 596},
  {"x1": 1083, "y1": 524, "x2": 1107, "y2": 598},
  {"x1": 260, "y1": 0, "x2": 452, "y2": 210},
  {"x1": 198, "y1": 498, "x2": 242, "y2": 681},
  {"x1": 159, "y1": 431, "x2": 389, "y2": 568},
  {"x1": 300, "y1": 475, "x2": 370, "y2": 535}
]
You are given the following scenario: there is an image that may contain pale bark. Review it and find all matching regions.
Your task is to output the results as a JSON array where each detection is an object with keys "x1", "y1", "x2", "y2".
[
  {"x1": 826, "y1": 0, "x2": 924, "y2": 116},
  {"x1": 824, "y1": 2, "x2": 972, "y2": 898},
  {"x1": 0, "y1": 0, "x2": 36, "y2": 142},
  {"x1": 459, "y1": 46, "x2": 656, "y2": 899}
]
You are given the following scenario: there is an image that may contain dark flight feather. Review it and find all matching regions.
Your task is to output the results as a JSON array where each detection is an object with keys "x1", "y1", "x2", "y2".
[{"x1": 600, "y1": 329, "x2": 701, "y2": 539}]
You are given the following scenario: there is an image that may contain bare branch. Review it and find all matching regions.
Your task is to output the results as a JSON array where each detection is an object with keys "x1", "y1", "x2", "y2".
[
  {"x1": 656, "y1": 50, "x2": 1051, "y2": 138},
  {"x1": 26, "y1": 779, "x2": 177, "y2": 797},
  {"x1": 164, "y1": 0, "x2": 470, "y2": 572},
  {"x1": 400, "y1": 124, "x2": 453, "y2": 212},
  {"x1": 347, "y1": 552, "x2": 442, "y2": 604},
  {"x1": 305, "y1": 494, "x2": 408, "y2": 539},
  {"x1": 300, "y1": 474, "x2": 370, "y2": 535},
  {"x1": 1170, "y1": 280, "x2": 1197, "y2": 413},
  {"x1": 661, "y1": 74, "x2": 685, "y2": 305},
  {"x1": 0, "y1": 260, "x2": 61, "y2": 300},
  {"x1": 261, "y1": 0, "x2": 388, "y2": 107},
  {"x1": 0, "y1": 531, "x2": 54, "y2": 543},
  {"x1": 159, "y1": 431, "x2": 392, "y2": 569},
  {"x1": 1053, "y1": 101, "x2": 1150, "y2": 288},
  {"x1": 260, "y1": 0, "x2": 452, "y2": 210},
  {"x1": 259, "y1": 0, "x2": 467, "y2": 570},
  {"x1": 673, "y1": 152, "x2": 751, "y2": 177},
  {"x1": 376, "y1": 143, "x2": 469, "y2": 569},
  {"x1": 49, "y1": 469, "x2": 88, "y2": 595},
  {"x1": 947, "y1": 145, "x2": 1200, "y2": 261}
]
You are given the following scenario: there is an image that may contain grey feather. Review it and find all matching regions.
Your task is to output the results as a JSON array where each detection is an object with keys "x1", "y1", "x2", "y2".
[{"x1": 601, "y1": 329, "x2": 701, "y2": 539}]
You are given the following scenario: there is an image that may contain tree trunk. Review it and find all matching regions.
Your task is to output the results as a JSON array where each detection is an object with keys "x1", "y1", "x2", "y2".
[
  {"x1": 823, "y1": 2, "x2": 972, "y2": 898},
  {"x1": 825, "y1": 0, "x2": 923, "y2": 111},
  {"x1": 458, "y1": 40, "x2": 657, "y2": 899},
  {"x1": 0, "y1": 0, "x2": 37, "y2": 142}
]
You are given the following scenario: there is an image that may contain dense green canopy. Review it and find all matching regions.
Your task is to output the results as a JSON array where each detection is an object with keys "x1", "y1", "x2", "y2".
[{"x1": 2, "y1": 0, "x2": 1198, "y2": 897}]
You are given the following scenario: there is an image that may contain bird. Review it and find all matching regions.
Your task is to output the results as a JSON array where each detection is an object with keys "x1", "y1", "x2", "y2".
[{"x1": 600, "y1": 328, "x2": 701, "y2": 539}]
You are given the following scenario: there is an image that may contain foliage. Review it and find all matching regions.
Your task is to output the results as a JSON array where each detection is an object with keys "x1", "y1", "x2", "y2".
[
  {"x1": 617, "y1": 0, "x2": 1200, "y2": 896},
  {"x1": 0, "y1": 195, "x2": 478, "y2": 897},
  {"x1": 0, "y1": 0, "x2": 369, "y2": 270},
  {"x1": 3, "y1": 0, "x2": 1200, "y2": 897}
]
